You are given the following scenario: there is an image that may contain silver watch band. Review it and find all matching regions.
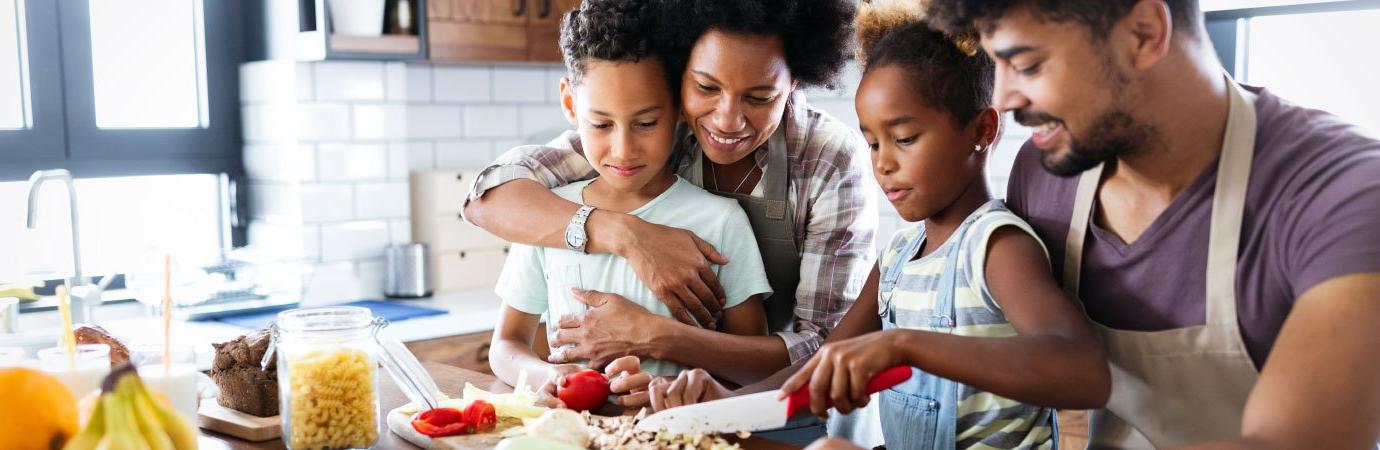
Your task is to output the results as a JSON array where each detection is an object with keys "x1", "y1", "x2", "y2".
[{"x1": 566, "y1": 205, "x2": 595, "y2": 253}]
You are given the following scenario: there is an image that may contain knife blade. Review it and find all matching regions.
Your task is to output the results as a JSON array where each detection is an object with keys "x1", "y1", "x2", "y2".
[{"x1": 634, "y1": 365, "x2": 912, "y2": 435}]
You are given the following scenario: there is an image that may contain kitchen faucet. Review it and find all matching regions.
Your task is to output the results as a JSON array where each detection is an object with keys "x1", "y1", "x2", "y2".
[{"x1": 25, "y1": 169, "x2": 97, "y2": 323}]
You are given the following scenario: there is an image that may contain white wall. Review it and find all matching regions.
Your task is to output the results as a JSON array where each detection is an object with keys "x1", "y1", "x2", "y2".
[{"x1": 239, "y1": 60, "x2": 568, "y2": 301}]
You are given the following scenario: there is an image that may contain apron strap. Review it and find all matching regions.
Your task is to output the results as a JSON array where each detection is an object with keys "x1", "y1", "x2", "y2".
[
  {"x1": 760, "y1": 122, "x2": 793, "y2": 221},
  {"x1": 1205, "y1": 85, "x2": 1258, "y2": 325},
  {"x1": 1064, "y1": 163, "x2": 1104, "y2": 298}
]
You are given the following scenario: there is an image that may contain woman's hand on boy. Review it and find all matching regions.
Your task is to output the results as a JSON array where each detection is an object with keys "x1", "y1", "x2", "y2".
[
  {"x1": 536, "y1": 364, "x2": 585, "y2": 409},
  {"x1": 550, "y1": 290, "x2": 665, "y2": 367},
  {"x1": 616, "y1": 218, "x2": 729, "y2": 326},
  {"x1": 648, "y1": 368, "x2": 732, "y2": 412},
  {"x1": 780, "y1": 330, "x2": 908, "y2": 418},
  {"x1": 605, "y1": 356, "x2": 654, "y2": 408}
]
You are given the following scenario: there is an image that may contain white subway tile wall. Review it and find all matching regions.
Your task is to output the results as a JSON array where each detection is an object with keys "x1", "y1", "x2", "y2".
[
  {"x1": 319, "y1": 220, "x2": 391, "y2": 262},
  {"x1": 432, "y1": 66, "x2": 492, "y2": 103},
  {"x1": 314, "y1": 62, "x2": 386, "y2": 101},
  {"x1": 239, "y1": 59, "x2": 1035, "y2": 298},
  {"x1": 240, "y1": 60, "x2": 568, "y2": 300},
  {"x1": 316, "y1": 143, "x2": 388, "y2": 181},
  {"x1": 491, "y1": 67, "x2": 550, "y2": 103},
  {"x1": 461, "y1": 105, "x2": 521, "y2": 138}
]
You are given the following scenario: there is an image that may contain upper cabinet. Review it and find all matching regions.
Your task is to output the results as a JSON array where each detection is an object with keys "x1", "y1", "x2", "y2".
[
  {"x1": 295, "y1": 0, "x2": 428, "y2": 61},
  {"x1": 428, "y1": 0, "x2": 580, "y2": 63}
]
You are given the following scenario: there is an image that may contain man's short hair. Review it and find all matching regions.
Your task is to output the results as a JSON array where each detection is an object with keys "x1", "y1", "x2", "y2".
[{"x1": 926, "y1": 0, "x2": 1202, "y2": 39}]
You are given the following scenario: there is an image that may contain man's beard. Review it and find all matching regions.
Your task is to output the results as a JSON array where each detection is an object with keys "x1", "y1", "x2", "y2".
[{"x1": 1041, "y1": 108, "x2": 1157, "y2": 177}]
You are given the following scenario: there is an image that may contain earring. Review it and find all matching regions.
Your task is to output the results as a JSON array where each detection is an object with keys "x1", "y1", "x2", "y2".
[{"x1": 973, "y1": 144, "x2": 986, "y2": 153}]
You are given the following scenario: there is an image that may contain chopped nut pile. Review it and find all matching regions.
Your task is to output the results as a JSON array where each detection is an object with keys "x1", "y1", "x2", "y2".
[{"x1": 581, "y1": 409, "x2": 745, "y2": 450}]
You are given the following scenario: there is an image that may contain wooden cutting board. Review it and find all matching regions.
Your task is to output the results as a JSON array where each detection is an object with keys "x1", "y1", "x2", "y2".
[
  {"x1": 198, "y1": 401, "x2": 282, "y2": 442},
  {"x1": 386, "y1": 407, "x2": 522, "y2": 450}
]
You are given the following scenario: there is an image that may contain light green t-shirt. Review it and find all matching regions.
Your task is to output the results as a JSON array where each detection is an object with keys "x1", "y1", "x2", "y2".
[{"x1": 495, "y1": 176, "x2": 773, "y2": 376}]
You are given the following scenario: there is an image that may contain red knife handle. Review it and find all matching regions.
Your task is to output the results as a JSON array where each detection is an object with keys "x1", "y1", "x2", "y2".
[{"x1": 785, "y1": 365, "x2": 913, "y2": 417}]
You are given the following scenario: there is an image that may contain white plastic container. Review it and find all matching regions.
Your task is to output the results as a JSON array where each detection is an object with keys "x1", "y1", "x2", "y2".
[
  {"x1": 37, "y1": 344, "x2": 111, "y2": 399},
  {"x1": 329, "y1": 0, "x2": 385, "y2": 36}
]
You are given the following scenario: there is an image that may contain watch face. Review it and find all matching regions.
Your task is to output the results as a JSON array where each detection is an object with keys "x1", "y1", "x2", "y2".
[{"x1": 565, "y1": 228, "x2": 585, "y2": 248}]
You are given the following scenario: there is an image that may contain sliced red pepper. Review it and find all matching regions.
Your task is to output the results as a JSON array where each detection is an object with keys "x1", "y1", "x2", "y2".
[
  {"x1": 411, "y1": 407, "x2": 472, "y2": 438},
  {"x1": 463, "y1": 400, "x2": 498, "y2": 432}
]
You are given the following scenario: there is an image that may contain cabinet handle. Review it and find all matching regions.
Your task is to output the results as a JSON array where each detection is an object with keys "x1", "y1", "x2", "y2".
[
  {"x1": 538, "y1": 0, "x2": 551, "y2": 18},
  {"x1": 512, "y1": 0, "x2": 527, "y2": 17}
]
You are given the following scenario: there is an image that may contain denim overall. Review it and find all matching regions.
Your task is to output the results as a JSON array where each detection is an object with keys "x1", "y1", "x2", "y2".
[{"x1": 876, "y1": 221, "x2": 966, "y2": 450}]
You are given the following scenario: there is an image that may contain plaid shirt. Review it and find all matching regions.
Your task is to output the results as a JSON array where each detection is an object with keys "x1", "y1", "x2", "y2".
[{"x1": 463, "y1": 93, "x2": 878, "y2": 363}]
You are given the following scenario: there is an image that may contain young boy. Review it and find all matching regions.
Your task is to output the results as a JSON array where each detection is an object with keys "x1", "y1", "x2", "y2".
[{"x1": 488, "y1": 0, "x2": 773, "y2": 409}]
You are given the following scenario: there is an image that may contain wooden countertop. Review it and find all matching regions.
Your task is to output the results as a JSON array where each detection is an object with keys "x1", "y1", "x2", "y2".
[{"x1": 196, "y1": 362, "x2": 800, "y2": 450}]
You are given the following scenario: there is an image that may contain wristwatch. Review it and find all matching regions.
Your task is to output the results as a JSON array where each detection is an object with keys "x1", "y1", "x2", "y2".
[{"x1": 565, "y1": 205, "x2": 596, "y2": 254}]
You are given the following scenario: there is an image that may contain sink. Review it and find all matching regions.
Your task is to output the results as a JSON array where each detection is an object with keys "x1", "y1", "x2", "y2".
[{"x1": 0, "y1": 301, "x2": 149, "y2": 356}]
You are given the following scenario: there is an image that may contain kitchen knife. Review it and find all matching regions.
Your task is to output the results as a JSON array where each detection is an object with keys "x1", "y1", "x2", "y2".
[{"x1": 634, "y1": 365, "x2": 912, "y2": 435}]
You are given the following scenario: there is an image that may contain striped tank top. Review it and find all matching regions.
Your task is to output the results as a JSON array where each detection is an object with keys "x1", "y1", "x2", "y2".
[{"x1": 878, "y1": 200, "x2": 1056, "y2": 449}]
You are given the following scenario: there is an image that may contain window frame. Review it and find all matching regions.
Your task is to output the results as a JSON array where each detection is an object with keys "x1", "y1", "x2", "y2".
[
  {"x1": 0, "y1": 0, "x2": 65, "y2": 166},
  {"x1": 1206, "y1": 0, "x2": 1380, "y2": 78},
  {"x1": 0, "y1": 0, "x2": 246, "y2": 181}
]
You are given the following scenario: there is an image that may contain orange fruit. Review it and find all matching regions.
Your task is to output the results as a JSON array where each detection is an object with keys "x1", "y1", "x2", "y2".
[{"x1": 0, "y1": 367, "x2": 79, "y2": 450}]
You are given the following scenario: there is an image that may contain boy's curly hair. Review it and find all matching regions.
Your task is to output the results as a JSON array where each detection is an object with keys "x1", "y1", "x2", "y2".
[
  {"x1": 855, "y1": 2, "x2": 993, "y2": 127},
  {"x1": 659, "y1": 0, "x2": 857, "y2": 90},
  {"x1": 559, "y1": 0, "x2": 663, "y2": 86}
]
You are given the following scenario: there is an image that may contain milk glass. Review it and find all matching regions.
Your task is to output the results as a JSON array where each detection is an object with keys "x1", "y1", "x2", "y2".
[
  {"x1": 131, "y1": 344, "x2": 200, "y2": 423},
  {"x1": 38, "y1": 344, "x2": 111, "y2": 399}
]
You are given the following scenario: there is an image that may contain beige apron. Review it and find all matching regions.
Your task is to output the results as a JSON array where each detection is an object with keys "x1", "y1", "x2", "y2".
[
  {"x1": 1063, "y1": 81, "x2": 1261, "y2": 449},
  {"x1": 708, "y1": 127, "x2": 804, "y2": 333}
]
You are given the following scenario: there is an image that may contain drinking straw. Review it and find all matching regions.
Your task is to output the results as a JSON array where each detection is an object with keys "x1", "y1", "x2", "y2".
[
  {"x1": 57, "y1": 284, "x2": 75, "y2": 368},
  {"x1": 163, "y1": 253, "x2": 172, "y2": 375}
]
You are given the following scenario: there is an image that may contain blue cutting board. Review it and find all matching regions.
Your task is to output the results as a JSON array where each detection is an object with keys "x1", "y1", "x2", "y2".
[{"x1": 210, "y1": 300, "x2": 447, "y2": 330}]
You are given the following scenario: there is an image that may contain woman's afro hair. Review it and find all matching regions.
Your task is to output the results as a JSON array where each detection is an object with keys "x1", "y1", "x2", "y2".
[{"x1": 658, "y1": 0, "x2": 857, "y2": 90}]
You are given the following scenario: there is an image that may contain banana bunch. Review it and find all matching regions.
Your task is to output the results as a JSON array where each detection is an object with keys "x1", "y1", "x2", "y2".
[{"x1": 65, "y1": 364, "x2": 198, "y2": 450}]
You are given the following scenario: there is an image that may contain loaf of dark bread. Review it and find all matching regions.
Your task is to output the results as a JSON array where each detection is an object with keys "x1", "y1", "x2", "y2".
[{"x1": 210, "y1": 329, "x2": 279, "y2": 417}]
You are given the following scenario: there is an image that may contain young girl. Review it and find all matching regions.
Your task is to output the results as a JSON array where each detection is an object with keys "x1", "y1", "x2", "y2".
[
  {"x1": 489, "y1": 0, "x2": 774, "y2": 408},
  {"x1": 776, "y1": 6, "x2": 1110, "y2": 450}
]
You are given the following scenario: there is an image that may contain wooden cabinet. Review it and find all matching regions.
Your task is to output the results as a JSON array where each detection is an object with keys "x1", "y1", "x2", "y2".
[
  {"x1": 404, "y1": 325, "x2": 550, "y2": 375},
  {"x1": 525, "y1": 0, "x2": 582, "y2": 61},
  {"x1": 428, "y1": 0, "x2": 580, "y2": 62}
]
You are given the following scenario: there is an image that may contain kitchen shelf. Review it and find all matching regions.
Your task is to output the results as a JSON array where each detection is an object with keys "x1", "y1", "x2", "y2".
[
  {"x1": 296, "y1": 0, "x2": 429, "y2": 61},
  {"x1": 330, "y1": 33, "x2": 422, "y2": 54}
]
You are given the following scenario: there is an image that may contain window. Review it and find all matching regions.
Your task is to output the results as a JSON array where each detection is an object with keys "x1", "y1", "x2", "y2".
[
  {"x1": 88, "y1": 0, "x2": 209, "y2": 129},
  {"x1": 0, "y1": 0, "x2": 31, "y2": 130},
  {"x1": 0, "y1": 174, "x2": 228, "y2": 283},
  {"x1": 1207, "y1": 1, "x2": 1380, "y2": 133},
  {"x1": 1241, "y1": 9, "x2": 1380, "y2": 132},
  {"x1": 0, "y1": 0, "x2": 246, "y2": 181}
]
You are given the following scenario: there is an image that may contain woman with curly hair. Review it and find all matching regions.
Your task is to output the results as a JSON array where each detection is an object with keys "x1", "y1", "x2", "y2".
[
  {"x1": 462, "y1": 0, "x2": 876, "y2": 421},
  {"x1": 488, "y1": 0, "x2": 775, "y2": 409}
]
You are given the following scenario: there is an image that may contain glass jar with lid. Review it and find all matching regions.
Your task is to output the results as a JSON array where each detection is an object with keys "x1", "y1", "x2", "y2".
[{"x1": 268, "y1": 306, "x2": 386, "y2": 450}]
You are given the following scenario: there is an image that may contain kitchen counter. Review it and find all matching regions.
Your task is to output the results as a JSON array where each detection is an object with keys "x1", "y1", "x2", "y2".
[
  {"x1": 195, "y1": 361, "x2": 799, "y2": 450},
  {"x1": 2, "y1": 288, "x2": 508, "y2": 372}
]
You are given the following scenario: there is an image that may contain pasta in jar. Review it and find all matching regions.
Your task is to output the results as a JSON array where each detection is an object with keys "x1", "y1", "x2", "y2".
[
  {"x1": 286, "y1": 348, "x2": 378, "y2": 449},
  {"x1": 271, "y1": 306, "x2": 385, "y2": 450}
]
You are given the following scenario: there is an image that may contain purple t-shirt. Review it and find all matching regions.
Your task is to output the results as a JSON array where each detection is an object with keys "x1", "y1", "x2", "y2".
[{"x1": 1006, "y1": 85, "x2": 1380, "y2": 368}]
